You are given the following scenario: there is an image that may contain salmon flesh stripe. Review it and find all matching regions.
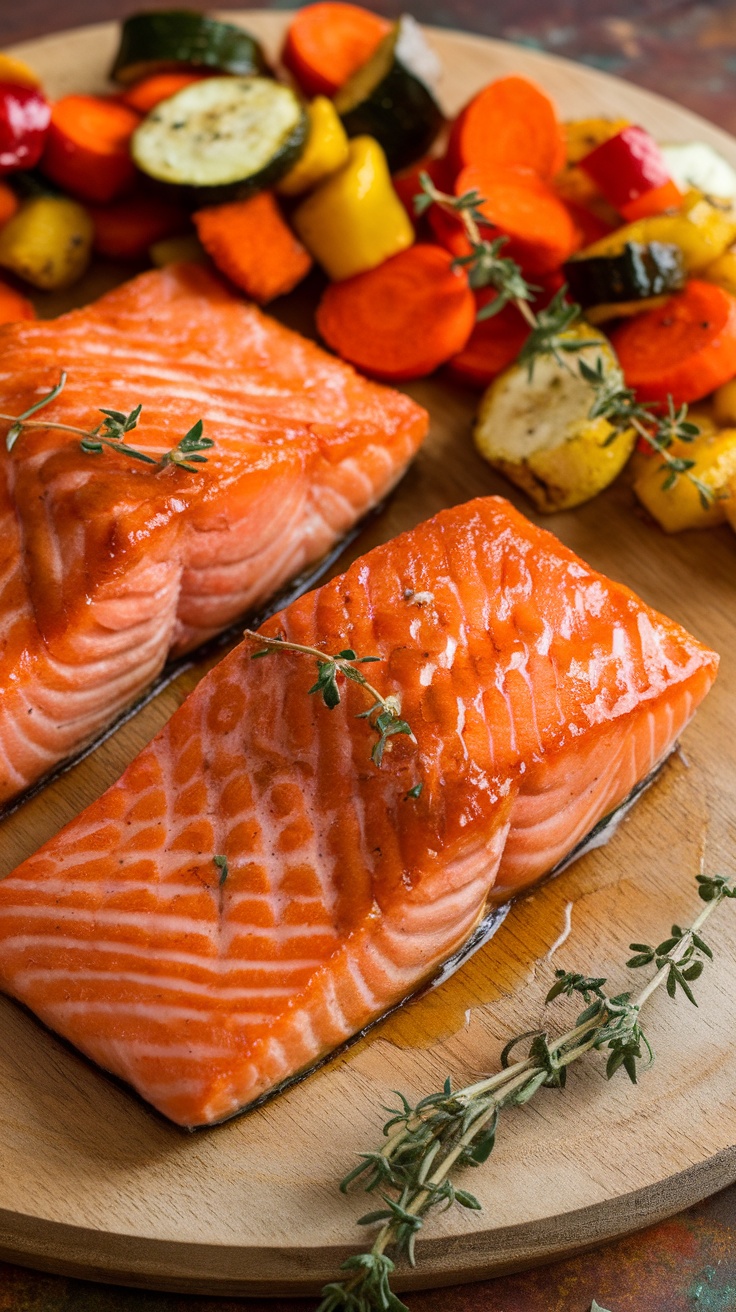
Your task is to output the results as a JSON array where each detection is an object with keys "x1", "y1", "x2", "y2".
[
  {"x1": 0, "y1": 497, "x2": 717, "y2": 1127},
  {"x1": 0, "y1": 263, "x2": 427, "y2": 805}
]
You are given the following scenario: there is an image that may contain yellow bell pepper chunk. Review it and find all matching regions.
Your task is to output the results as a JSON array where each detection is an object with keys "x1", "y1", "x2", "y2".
[
  {"x1": 580, "y1": 191, "x2": 736, "y2": 272},
  {"x1": 292, "y1": 136, "x2": 414, "y2": 281},
  {"x1": 149, "y1": 234, "x2": 207, "y2": 267},
  {"x1": 713, "y1": 377, "x2": 736, "y2": 426},
  {"x1": 703, "y1": 246, "x2": 736, "y2": 297},
  {"x1": 563, "y1": 117, "x2": 630, "y2": 165},
  {"x1": 0, "y1": 52, "x2": 41, "y2": 88},
  {"x1": 0, "y1": 196, "x2": 93, "y2": 291},
  {"x1": 276, "y1": 97, "x2": 349, "y2": 197},
  {"x1": 633, "y1": 426, "x2": 736, "y2": 532}
]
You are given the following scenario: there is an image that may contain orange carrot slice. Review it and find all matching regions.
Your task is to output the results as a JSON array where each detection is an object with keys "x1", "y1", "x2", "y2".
[
  {"x1": 316, "y1": 243, "x2": 475, "y2": 381},
  {"x1": 447, "y1": 289, "x2": 529, "y2": 388},
  {"x1": 282, "y1": 2, "x2": 391, "y2": 98},
  {"x1": 456, "y1": 164, "x2": 577, "y2": 276},
  {"x1": 41, "y1": 95, "x2": 140, "y2": 204},
  {"x1": 447, "y1": 75, "x2": 566, "y2": 182},
  {"x1": 0, "y1": 278, "x2": 35, "y2": 323},
  {"x1": 194, "y1": 193, "x2": 312, "y2": 303},
  {"x1": 392, "y1": 156, "x2": 450, "y2": 227},
  {"x1": 89, "y1": 195, "x2": 187, "y2": 261},
  {"x1": 611, "y1": 280, "x2": 736, "y2": 405},
  {"x1": 121, "y1": 71, "x2": 211, "y2": 114}
]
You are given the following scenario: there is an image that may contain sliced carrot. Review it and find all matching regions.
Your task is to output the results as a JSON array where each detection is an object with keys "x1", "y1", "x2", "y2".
[
  {"x1": 610, "y1": 280, "x2": 736, "y2": 405},
  {"x1": 193, "y1": 193, "x2": 312, "y2": 303},
  {"x1": 0, "y1": 278, "x2": 35, "y2": 324},
  {"x1": 41, "y1": 95, "x2": 140, "y2": 204},
  {"x1": 316, "y1": 243, "x2": 475, "y2": 381},
  {"x1": 456, "y1": 164, "x2": 577, "y2": 277},
  {"x1": 282, "y1": 2, "x2": 391, "y2": 97},
  {"x1": 89, "y1": 195, "x2": 187, "y2": 261},
  {"x1": 447, "y1": 75, "x2": 566, "y2": 183},
  {"x1": 121, "y1": 71, "x2": 211, "y2": 115},
  {"x1": 427, "y1": 202, "x2": 473, "y2": 258},
  {"x1": 447, "y1": 288, "x2": 529, "y2": 388},
  {"x1": 0, "y1": 182, "x2": 19, "y2": 229},
  {"x1": 392, "y1": 156, "x2": 450, "y2": 227}
]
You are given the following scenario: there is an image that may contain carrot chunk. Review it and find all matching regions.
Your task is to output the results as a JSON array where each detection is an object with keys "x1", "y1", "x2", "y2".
[
  {"x1": 456, "y1": 164, "x2": 577, "y2": 276},
  {"x1": 282, "y1": 2, "x2": 391, "y2": 98},
  {"x1": 611, "y1": 280, "x2": 736, "y2": 405},
  {"x1": 316, "y1": 243, "x2": 475, "y2": 380},
  {"x1": 89, "y1": 195, "x2": 187, "y2": 261},
  {"x1": 0, "y1": 278, "x2": 35, "y2": 323},
  {"x1": 41, "y1": 95, "x2": 140, "y2": 204},
  {"x1": 447, "y1": 289, "x2": 529, "y2": 388},
  {"x1": 194, "y1": 193, "x2": 313, "y2": 303},
  {"x1": 447, "y1": 75, "x2": 566, "y2": 182},
  {"x1": 122, "y1": 71, "x2": 211, "y2": 114}
]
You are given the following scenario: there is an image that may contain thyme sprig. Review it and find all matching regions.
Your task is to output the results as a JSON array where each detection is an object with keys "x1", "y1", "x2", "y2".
[
  {"x1": 2, "y1": 372, "x2": 212, "y2": 472},
  {"x1": 317, "y1": 874, "x2": 735, "y2": 1312},
  {"x1": 244, "y1": 631, "x2": 414, "y2": 769}
]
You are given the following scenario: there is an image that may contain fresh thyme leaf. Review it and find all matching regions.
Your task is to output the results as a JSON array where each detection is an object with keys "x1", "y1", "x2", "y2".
[
  {"x1": 317, "y1": 874, "x2": 735, "y2": 1312},
  {"x1": 243, "y1": 631, "x2": 415, "y2": 771},
  {"x1": 404, "y1": 783, "x2": 423, "y2": 800},
  {"x1": 213, "y1": 854, "x2": 229, "y2": 886},
  {"x1": 0, "y1": 371, "x2": 210, "y2": 472}
]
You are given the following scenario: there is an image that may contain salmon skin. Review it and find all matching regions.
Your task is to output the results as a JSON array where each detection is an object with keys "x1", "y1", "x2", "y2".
[
  {"x1": 0, "y1": 263, "x2": 427, "y2": 805},
  {"x1": 0, "y1": 497, "x2": 718, "y2": 1127}
]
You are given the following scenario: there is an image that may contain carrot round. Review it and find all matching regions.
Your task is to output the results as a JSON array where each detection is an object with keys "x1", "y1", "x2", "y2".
[
  {"x1": 316, "y1": 243, "x2": 475, "y2": 380},
  {"x1": 447, "y1": 289, "x2": 529, "y2": 388},
  {"x1": 41, "y1": 95, "x2": 140, "y2": 204},
  {"x1": 447, "y1": 75, "x2": 566, "y2": 182},
  {"x1": 282, "y1": 2, "x2": 391, "y2": 98},
  {"x1": 456, "y1": 164, "x2": 577, "y2": 276},
  {"x1": 0, "y1": 181, "x2": 19, "y2": 229},
  {"x1": 610, "y1": 280, "x2": 736, "y2": 405},
  {"x1": 122, "y1": 71, "x2": 211, "y2": 114},
  {"x1": 89, "y1": 195, "x2": 187, "y2": 261},
  {"x1": 0, "y1": 278, "x2": 35, "y2": 324}
]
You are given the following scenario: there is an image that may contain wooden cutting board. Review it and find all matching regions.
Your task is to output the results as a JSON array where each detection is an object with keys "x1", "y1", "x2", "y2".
[{"x1": 1, "y1": 11, "x2": 736, "y2": 1298}]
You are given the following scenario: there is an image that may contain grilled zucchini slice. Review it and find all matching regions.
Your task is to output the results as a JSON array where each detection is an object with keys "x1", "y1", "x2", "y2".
[
  {"x1": 564, "y1": 240, "x2": 685, "y2": 310},
  {"x1": 334, "y1": 16, "x2": 443, "y2": 172},
  {"x1": 474, "y1": 324, "x2": 635, "y2": 512},
  {"x1": 111, "y1": 11, "x2": 269, "y2": 84},
  {"x1": 131, "y1": 77, "x2": 307, "y2": 194}
]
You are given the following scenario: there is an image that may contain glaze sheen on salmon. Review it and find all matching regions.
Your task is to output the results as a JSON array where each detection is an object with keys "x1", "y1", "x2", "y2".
[
  {"x1": 0, "y1": 498, "x2": 717, "y2": 1126},
  {"x1": 0, "y1": 262, "x2": 427, "y2": 805}
]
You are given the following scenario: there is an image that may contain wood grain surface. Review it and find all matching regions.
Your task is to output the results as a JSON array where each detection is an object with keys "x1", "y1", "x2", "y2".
[{"x1": 0, "y1": 10, "x2": 735, "y2": 1299}]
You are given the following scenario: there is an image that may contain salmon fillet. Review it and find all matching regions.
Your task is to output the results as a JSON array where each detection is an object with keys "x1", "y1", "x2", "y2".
[
  {"x1": 0, "y1": 263, "x2": 427, "y2": 805},
  {"x1": 0, "y1": 497, "x2": 717, "y2": 1127}
]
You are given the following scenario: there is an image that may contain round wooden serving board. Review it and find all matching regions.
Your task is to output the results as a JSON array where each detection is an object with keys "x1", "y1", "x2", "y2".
[{"x1": 0, "y1": 11, "x2": 735, "y2": 1297}]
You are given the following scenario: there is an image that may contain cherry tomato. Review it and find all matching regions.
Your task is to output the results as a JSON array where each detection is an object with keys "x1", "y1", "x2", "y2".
[{"x1": 0, "y1": 82, "x2": 51, "y2": 175}]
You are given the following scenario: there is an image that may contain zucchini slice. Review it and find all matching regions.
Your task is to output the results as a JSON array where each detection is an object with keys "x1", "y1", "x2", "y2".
[
  {"x1": 660, "y1": 141, "x2": 736, "y2": 202},
  {"x1": 474, "y1": 323, "x2": 635, "y2": 513},
  {"x1": 334, "y1": 16, "x2": 443, "y2": 172},
  {"x1": 111, "y1": 11, "x2": 269, "y2": 84},
  {"x1": 131, "y1": 77, "x2": 308, "y2": 193},
  {"x1": 564, "y1": 240, "x2": 685, "y2": 310}
]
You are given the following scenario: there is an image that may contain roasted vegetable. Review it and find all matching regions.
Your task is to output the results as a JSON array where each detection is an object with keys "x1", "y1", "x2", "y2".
[
  {"x1": 0, "y1": 194, "x2": 93, "y2": 289},
  {"x1": 293, "y1": 135, "x2": 413, "y2": 280},
  {"x1": 111, "y1": 11, "x2": 269, "y2": 84},
  {"x1": 282, "y1": 2, "x2": 390, "y2": 98},
  {"x1": 703, "y1": 246, "x2": 736, "y2": 297},
  {"x1": 578, "y1": 192, "x2": 736, "y2": 273},
  {"x1": 660, "y1": 142, "x2": 736, "y2": 201},
  {"x1": 0, "y1": 82, "x2": 50, "y2": 175},
  {"x1": 0, "y1": 53, "x2": 42, "y2": 89},
  {"x1": 474, "y1": 324, "x2": 635, "y2": 512},
  {"x1": 564, "y1": 240, "x2": 685, "y2": 310},
  {"x1": 149, "y1": 232, "x2": 206, "y2": 266},
  {"x1": 41, "y1": 95, "x2": 139, "y2": 204},
  {"x1": 563, "y1": 117, "x2": 630, "y2": 166},
  {"x1": 579, "y1": 124, "x2": 681, "y2": 221},
  {"x1": 194, "y1": 193, "x2": 312, "y2": 302},
  {"x1": 634, "y1": 427, "x2": 736, "y2": 531},
  {"x1": 276, "y1": 96, "x2": 349, "y2": 196},
  {"x1": 712, "y1": 378, "x2": 736, "y2": 426},
  {"x1": 334, "y1": 16, "x2": 443, "y2": 172},
  {"x1": 131, "y1": 77, "x2": 307, "y2": 194}
]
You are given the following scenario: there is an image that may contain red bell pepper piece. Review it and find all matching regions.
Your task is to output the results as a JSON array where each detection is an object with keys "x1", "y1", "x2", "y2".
[
  {"x1": 0, "y1": 82, "x2": 50, "y2": 175},
  {"x1": 580, "y1": 125, "x2": 682, "y2": 221}
]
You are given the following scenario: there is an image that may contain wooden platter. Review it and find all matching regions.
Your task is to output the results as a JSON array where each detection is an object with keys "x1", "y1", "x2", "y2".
[{"x1": 1, "y1": 11, "x2": 736, "y2": 1297}]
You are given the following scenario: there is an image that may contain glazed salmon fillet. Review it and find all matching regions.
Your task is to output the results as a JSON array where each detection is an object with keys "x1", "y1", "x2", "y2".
[
  {"x1": 0, "y1": 498, "x2": 717, "y2": 1126},
  {"x1": 0, "y1": 262, "x2": 427, "y2": 805}
]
